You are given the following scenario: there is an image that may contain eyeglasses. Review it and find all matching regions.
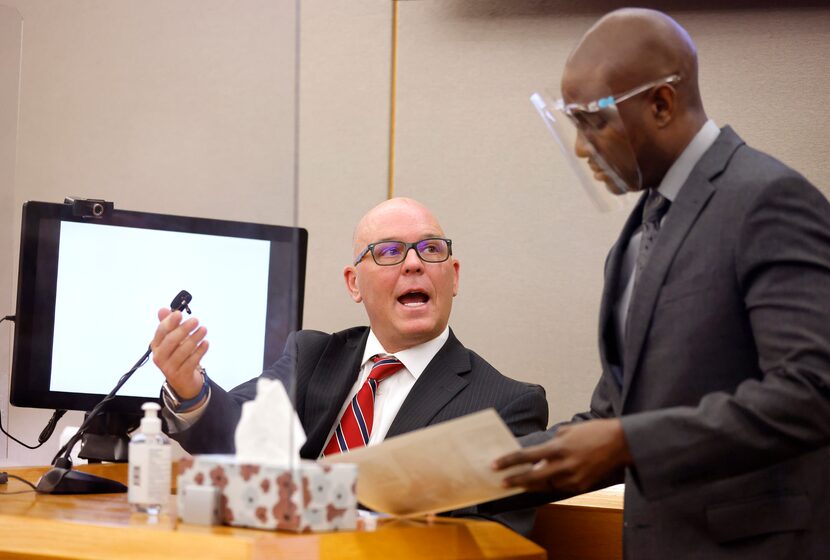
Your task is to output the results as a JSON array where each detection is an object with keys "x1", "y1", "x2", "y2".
[
  {"x1": 562, "y1": 74, "x2": 681, "y2": 130},
  {"x1": 354, "y1": 237, "x2": 453, "y2": 266}
]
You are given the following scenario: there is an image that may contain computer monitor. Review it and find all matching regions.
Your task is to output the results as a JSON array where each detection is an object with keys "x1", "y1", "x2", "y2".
[{"x1": 10, "y1": 201, "x2": 306, "y2": 442}]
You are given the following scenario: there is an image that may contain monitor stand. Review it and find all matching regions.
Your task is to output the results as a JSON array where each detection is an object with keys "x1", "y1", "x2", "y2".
[{"x1": 77, "y1": 411, "x2": 141, "y2": 463}]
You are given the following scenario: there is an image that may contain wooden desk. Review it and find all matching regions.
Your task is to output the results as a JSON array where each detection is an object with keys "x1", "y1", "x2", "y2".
[
  {"x1": 0, "y1": 464, "x2": 545, "y2": 560},
  {"x1": 531, "y1": 485, "x2": 624, "y2": 560}
]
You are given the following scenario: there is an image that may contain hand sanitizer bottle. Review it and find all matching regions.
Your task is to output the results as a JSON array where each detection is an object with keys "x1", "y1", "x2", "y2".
[{"x1": 128, "y1": 402, "x2": 171, "y2": 515}]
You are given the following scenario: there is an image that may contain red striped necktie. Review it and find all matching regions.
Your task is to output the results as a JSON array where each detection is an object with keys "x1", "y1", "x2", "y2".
[{"x1": 322, "y1": 355, "x2": 404, "y2": 456}]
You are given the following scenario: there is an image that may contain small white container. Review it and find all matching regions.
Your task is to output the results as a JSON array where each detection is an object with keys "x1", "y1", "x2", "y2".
[{"x1": 128, "y1": 402, "x2": 171, "y2": 515}]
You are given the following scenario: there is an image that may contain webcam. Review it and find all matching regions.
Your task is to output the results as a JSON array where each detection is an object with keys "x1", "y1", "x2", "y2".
[{"x1": 63, "y1": 197, "x2": 114, "y2": 219}]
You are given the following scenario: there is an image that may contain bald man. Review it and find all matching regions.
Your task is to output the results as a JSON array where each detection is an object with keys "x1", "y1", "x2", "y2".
[
  {"x1": 152, "y1": 197, "x2": 548, "y2": 534},
  {"x1": 496, "y1": 8, "x2": 830, "y2": 558}
]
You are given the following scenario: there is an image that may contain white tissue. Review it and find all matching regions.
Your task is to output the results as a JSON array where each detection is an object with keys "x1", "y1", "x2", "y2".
[{"x1": 233, "y1": 377, "x2": 306, "y2": 464}]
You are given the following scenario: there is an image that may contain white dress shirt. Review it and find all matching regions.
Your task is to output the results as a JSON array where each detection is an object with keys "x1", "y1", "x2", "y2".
[
  {"x1": 164, "y1": 327, "x2": 451, "y2": 446},
  {"x1": 319, "y1": 326, "x2": 450, "y2": 456}
]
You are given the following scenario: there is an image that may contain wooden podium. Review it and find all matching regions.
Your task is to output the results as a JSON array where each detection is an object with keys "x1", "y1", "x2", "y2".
[
  {"x1": 532, "y1": 485, "x2": 624, "y2": 560},
  {"x1": 0, "y1": 463, "x2": 545, "y2": 560}
]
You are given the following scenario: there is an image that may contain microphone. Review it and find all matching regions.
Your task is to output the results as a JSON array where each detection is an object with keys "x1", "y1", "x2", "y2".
[
  {"x1": 170, "y1": 290, "x2": 192, "y2": 314},
  {"x1": 38, "y1": 290, "x2": 194, "y2": 495}
]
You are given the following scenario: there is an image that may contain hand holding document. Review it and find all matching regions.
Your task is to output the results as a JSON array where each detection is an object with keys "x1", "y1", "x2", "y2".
[{"x1": 320, "y1": 409, "x2": 531, "y2": 517}]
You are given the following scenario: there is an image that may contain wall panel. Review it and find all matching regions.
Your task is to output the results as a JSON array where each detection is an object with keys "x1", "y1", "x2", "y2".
[
  {"x1": 1, "y1": 0, "x2": 298, "y2": 466},
  {"x1": 394, "y1": 0, "x2": 830, "y2": 422}
]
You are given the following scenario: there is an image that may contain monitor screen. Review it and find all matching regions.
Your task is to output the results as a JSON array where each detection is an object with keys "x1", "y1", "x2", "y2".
[{"x1": 10, "y1": 201, "x2": 307, "y2": 414}]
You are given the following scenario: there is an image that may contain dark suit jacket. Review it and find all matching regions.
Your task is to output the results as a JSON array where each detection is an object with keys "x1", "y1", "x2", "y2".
[
  {"x1": 169, "y1": 326, "x2": 549, "y2": 534},
  {"x1": 524, "y1": 127, "x2": 830, "y2": 558}
]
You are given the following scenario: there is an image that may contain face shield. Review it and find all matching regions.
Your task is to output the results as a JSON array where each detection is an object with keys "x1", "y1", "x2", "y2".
[{"x1": 531, "y1": 74, "x2": 680, "y2": 212}]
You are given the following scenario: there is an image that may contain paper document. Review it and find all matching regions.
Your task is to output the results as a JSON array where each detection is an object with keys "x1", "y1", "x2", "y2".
[{"x1": 320, "y1": 409, "x2": 531, "y2": 517}]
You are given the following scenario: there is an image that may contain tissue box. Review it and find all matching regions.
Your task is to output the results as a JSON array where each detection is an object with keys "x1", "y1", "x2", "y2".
[{"x1": 177, "y1": 454, "x2": 358, "y2": 533}]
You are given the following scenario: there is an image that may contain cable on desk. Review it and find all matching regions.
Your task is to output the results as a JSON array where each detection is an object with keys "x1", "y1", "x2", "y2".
[
  {"x1": 1, "y1": 314, "x2": 67, "y2": 451},
  {"x1": 0, "y1": 473, "x2": 38, "y2": 493}
]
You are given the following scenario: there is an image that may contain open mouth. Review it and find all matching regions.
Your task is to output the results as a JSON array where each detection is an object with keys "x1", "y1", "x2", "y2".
[{"x1": 397, "y1": 290, "x2": 430, "y2": 307}]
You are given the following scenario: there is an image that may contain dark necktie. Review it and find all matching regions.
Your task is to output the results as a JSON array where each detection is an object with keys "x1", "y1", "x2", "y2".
[
  {"x1": 635, "y1": 189, "x2": 671, "y2": 279},
  {"x1": 624, "y1": 190, "x2": 671, "y2": 342},
  {"x1": 322, "y1": 355, "x2": 404, "y2": 456}
]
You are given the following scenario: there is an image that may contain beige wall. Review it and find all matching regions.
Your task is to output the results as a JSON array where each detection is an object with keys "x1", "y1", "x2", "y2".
[
  {"x1": 0, "y1": 6, "x2": 22, "y2": 461},
  {"x1": 2, "y1": 0, "x2": 829, "y2": 465},
  {"x1": 391, "y1": 0, "x2": 830, "y2": 422},
  {"x1": 0, "y1": 0, "x2": 299, "y2": 465},
  {"x1": 297, "y1": 0, "x2": 392, "y2": 332},
  {"x1": 306, "y1": 0, "x2": 830, "y2": 423}
]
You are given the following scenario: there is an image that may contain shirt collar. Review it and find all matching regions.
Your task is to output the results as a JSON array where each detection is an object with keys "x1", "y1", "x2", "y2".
[
  {"x1": 362, "y1": 326, "x2": 450, "y2": 381},
  {"x1": 656, "y1": 119, "x2": 720, "y2": 202}
]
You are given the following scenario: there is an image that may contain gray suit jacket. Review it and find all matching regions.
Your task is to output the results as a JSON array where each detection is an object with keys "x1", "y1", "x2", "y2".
[
  {"x1": 169, "y1": 326, "x2": 549, "y2": 534},
  {"x1": 525, "y1": 127, "x2": 830, "y2": 558}
]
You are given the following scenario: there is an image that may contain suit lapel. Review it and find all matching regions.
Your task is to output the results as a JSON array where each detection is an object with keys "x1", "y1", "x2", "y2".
[
  {"x1": 386, "y1": 329, "x2": 470, "y2": 438},
  {"x1": 302, "y1": 328, "x2": 368, "y2": 456},
  {"x1": 621, "y1": 127, "x2": 744, "y2": 404}
]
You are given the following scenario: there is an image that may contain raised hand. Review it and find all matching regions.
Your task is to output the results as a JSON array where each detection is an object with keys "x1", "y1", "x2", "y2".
[{"x1": 150, "y1": 308, "x2": 209, "y2": 400}]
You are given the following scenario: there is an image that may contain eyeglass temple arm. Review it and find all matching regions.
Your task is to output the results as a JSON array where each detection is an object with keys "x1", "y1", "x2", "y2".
[{"x1": 610, "y1": 74, "x2": 682, "y2": 106}]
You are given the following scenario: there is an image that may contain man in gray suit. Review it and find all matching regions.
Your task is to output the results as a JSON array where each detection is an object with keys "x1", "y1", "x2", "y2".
[
  {"x1": 152, "y1": 197, "x2": 548, "y2": 534},
  {"x1": 495, "y1": 8, "x2": 830, "y2": 558}
]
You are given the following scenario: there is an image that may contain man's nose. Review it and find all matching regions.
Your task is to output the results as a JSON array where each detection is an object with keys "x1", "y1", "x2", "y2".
[
  {"x1": 401, "y1": 246, "x2": 424, "y2": 273},
  {"x1": 574, "y1": 130, "x2": 591, "y2": 159}
]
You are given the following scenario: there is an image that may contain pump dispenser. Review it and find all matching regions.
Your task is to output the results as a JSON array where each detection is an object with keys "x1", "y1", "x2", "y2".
[{"x1": 128, "y1": 402, "x2": 171, "y2": 514}]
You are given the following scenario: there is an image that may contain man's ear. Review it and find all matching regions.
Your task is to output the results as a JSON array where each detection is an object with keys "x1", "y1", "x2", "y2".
[
  {"x1": 452, "y1": 259, "x2": 460, "y2": 297},
  {"x1": 651, "y1": 84, "x2": 675, "y2": 128},
  {"x1": 344, "y1": 266, "x2": 362, "y2": 303}
]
